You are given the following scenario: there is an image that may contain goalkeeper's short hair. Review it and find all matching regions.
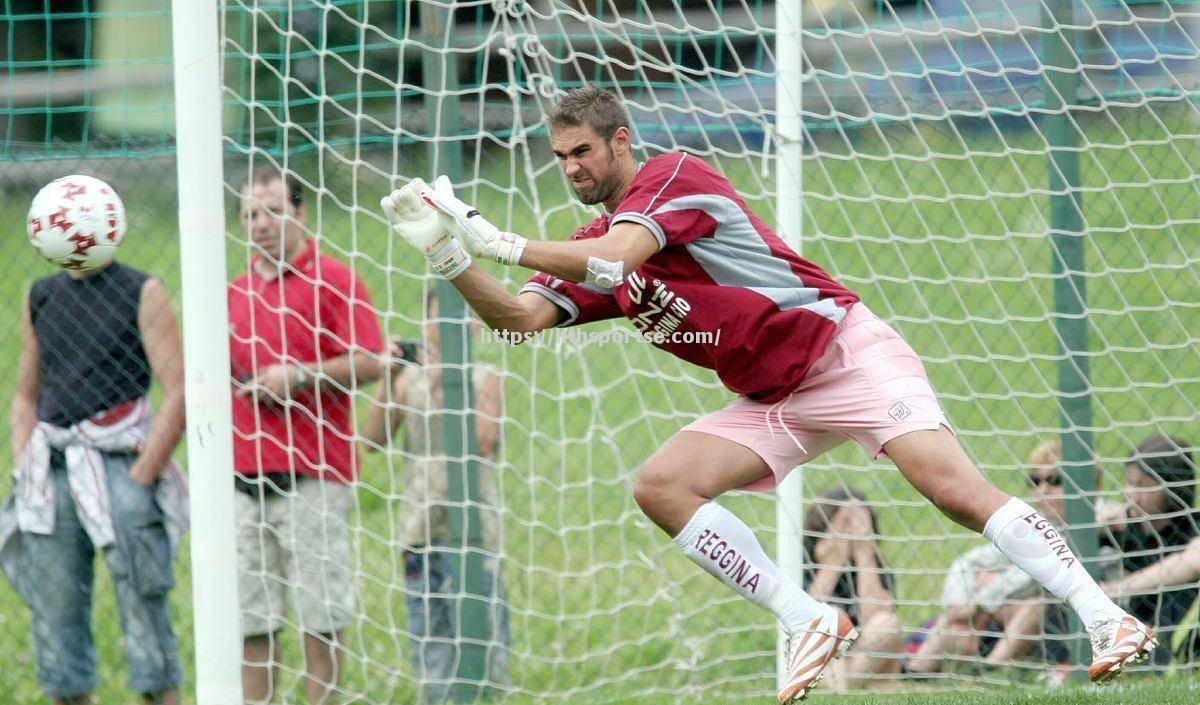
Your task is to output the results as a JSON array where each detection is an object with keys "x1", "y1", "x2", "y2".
[{"x1": 548, "y1": 85, "x2": 630, "y2": 141}]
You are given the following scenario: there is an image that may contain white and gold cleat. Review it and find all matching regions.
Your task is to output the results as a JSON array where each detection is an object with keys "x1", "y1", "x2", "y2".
[
  {"x1": 778, "y1": 606, "x2": 858, "y2": 703},
  {"x1": 1087, "y1": 614, "x2": 1156, "y2": 684}
]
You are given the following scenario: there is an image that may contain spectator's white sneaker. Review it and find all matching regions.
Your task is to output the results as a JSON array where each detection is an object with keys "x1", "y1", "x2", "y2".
[
  {"x1": 777, "y1": 606, "x2": 858, "y2": 703},
  {"x1": 1088, "y1": 614, "x2": 1156, "y2": 684}
]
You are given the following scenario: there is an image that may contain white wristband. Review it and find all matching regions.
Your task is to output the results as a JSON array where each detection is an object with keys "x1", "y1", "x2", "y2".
[
  {"x1": 292, "y1": 364, "x2": 311, "y2": 390},
  {"x1": 586, "y1": 256, "x2": 625, "y2": 288},
  {"x1": 428, "y1": 237, "x2": 472, "y2": 279},
  {"x1": 494, "y1": 232, "x2": 528, "y2": 266}
]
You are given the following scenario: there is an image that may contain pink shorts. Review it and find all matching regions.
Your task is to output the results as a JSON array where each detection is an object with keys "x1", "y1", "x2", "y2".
[{"x1": 682, "y1": 302, "x2": 950, "y2": 491}]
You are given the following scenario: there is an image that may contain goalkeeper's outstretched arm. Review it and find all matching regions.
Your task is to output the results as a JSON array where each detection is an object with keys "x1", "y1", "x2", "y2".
[
  {"x1": 421, "y1": 175, "x2": 657, "y2": 286},
  {"x1": 380, "y1": 176, "x2": 583, "y2": 336},
  {"x1": 518, "y1": 222, "x2": 657, "y2": 285},
  {"x1": 449, "y1": 263, "x2": 563, "y2": 336}
]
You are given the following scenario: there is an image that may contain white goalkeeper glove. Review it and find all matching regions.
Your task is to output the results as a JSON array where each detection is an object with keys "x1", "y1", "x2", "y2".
[
  {"x1": 381, "y1": 178, "x2": 472, "y2": 279},
  {"x1": 420, "y1": 175, "x2": 527, "y2": 266}
]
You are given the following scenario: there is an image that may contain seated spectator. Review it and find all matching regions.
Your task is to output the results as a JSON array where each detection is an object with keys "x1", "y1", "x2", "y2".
[
  {"x1": 1105, "y1": 536, "x2": 1200, "y2": 595},
  {"x1": 804, "y1": 486, "x2": 903, "y2": 689},
  {"x1": 906, "y1": 440, "x2": 1082, "y2": 675},
  {"x1": 1099, "y1": 434, "x2": 1199, "y2": 665},
  {"x1": 1104, "y1": 536, "x2": 1200, "y2": 664}
]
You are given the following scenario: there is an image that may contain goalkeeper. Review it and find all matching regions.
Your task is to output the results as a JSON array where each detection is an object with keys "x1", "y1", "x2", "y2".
[{"x1": 382, "y1": 86, "x2": 1154, "y2": 701}]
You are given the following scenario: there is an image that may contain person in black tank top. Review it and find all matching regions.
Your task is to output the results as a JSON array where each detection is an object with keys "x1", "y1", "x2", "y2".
[
  {"x1": 5, "y1": 233, "x2": 186, "y2": 703},
  {"x1": 30, "y1": 262, "x2": 153, "y2": 426}
]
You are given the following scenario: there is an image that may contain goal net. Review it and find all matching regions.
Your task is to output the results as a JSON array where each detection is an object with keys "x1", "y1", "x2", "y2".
[
  {"x1": 210, "y1": 0, "x2": 1200, "y2": 699},
  {"x1": 4, "y1": 0, "x2": 1198, "y2": 702}
]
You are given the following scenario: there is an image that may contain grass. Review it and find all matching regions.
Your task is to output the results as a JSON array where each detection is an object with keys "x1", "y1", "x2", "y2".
[
  {"x1": 832, "y1": 679, "x2": 1200, "y2": 705},
  {"x1": 602, "y1": 678, "x2": 1200, "y2": 705},
  {"x1": 0, "y1": 102, "x2": 1197, "y2": 703}
]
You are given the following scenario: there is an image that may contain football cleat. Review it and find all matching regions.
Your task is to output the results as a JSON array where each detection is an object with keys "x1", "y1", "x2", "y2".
[
  {"x1": 778, "y1": 606, "x2": 858, "y2": 703},
  {"x1": 1087, "y1": 614, "x2": 1156, "y2": 684}
]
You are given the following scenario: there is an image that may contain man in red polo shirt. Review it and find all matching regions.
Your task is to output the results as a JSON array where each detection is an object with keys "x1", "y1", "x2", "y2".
[{"x1": 228, "y1": 168, "x2": 383, "y2": 705}]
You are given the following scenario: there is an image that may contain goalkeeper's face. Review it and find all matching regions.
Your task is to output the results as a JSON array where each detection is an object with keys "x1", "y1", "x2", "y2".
[{"x1": 551, "y1": 124, "x2": 628, "y2": 206}]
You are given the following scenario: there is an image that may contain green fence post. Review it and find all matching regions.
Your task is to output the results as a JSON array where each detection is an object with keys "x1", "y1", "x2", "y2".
[
  {"x1": 421, "y1": 2, "x2": 494, "y2": 700},
  {"x1": 1043, "y1": 0, "x2": 1096, "y2": 670}
]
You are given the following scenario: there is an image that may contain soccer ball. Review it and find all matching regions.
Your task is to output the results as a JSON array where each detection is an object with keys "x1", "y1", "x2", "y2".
[{"x1": 27, "y1": 175, "x2": 127, "y2": 271}]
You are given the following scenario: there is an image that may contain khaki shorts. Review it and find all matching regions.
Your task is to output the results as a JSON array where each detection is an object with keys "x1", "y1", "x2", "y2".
[{"x1": 234, "y1": 476, "x2": 355, "y2": 636}]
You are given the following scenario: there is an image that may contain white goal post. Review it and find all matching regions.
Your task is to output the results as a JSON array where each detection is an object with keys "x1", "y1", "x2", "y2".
[{"x1": 172, "y1": 0, "x2": 242, "y2": 703}]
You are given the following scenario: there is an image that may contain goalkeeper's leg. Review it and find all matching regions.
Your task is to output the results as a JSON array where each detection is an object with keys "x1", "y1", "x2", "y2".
[
  {"x1": 884, "y1": 428, "x2": 1155, "y2": 682},
  {"x1": 633, "y1": 430, "x2": 856, "y2": 702}
]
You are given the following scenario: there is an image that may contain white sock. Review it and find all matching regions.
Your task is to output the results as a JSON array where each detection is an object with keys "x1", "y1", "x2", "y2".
[
  {"x1": 983, "y1": 496, "x2": 1123, "y2": 629},
  {"x1": 675, "y1": 502, "x2": 825, "y2": 632}
]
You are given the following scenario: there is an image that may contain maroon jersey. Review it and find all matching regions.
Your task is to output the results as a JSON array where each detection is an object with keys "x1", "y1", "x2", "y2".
[{"x1": 521, "y1": 153, "x2": 860, "y2": 403}]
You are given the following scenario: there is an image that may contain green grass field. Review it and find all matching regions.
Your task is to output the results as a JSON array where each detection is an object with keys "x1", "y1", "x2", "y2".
[{"x1": 0, "y1": 102, "x2": 1197, "y2": 703}]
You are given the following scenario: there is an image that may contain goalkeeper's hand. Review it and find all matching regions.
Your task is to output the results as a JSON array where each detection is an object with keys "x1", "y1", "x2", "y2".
[
  {"x1": 420, "y1": 175, "x2": 527, "y2": 266},
  {"x1": 381, "y1": 178, "x2": 472, "y2": 279}
]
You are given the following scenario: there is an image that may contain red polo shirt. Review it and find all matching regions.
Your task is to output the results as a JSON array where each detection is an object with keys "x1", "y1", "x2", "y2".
[{"x1": 228, "y1": 239, "x2": 384, "y2": 482}]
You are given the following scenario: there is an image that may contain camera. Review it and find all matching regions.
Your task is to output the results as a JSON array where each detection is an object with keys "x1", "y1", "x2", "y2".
[{"x1": 394, "y1": 338, "x2": 422, "y2": 366}]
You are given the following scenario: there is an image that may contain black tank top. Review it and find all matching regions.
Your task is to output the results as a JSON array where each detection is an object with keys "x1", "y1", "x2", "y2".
[{"x1": 30, "y1": 262, "x2": 153, "y2": 426}]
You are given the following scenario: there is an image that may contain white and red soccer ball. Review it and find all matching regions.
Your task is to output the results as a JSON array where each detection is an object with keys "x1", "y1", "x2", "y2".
[{"x1": 27, "y1": 174, "x2": 127, "y2": 270}]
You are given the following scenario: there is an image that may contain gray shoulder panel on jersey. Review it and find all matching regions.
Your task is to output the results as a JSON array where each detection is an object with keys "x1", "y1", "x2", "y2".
[
  {"x1": 610, "y1": 211, "x2": 667, "y2": 250},
  {"x1": 651, "y1": 193, "x2": 845, "y2": 323},
  {"x1": 519, "y1": 281, "x2": 580, "y2": 327}
]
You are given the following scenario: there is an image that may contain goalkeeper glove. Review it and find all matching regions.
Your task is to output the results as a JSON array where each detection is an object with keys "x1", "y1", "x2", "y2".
[
  {"x1": 421, "y1": 175, "x2": 527, "y2": 266},
  {"x1": 381, "y1": 178, "x2": 472, "y2": 279}
]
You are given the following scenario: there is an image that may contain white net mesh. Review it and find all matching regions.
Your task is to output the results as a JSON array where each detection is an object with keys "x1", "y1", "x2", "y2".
[{"x1": 214, "y1": 0, "x2": 1200, "y2": 701}]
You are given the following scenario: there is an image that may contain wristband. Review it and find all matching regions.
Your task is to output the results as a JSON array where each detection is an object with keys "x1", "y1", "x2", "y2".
[
  {"x1": 585, "y1": 256, "x2": 624, "y2": 288},
  {"x1": 494, "y1": 231, "x2": 528, "y2": 266},
  {"x1": 428, "y1": 236, "x2": 472, "y2": 279},
  {"x1": 292, "y1": 364, "x2": 311, "y2": 390}
]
